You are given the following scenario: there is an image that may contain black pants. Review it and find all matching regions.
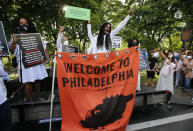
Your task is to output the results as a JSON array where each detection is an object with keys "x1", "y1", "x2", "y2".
[{"x1": 0, "y1": 100, "x2": 12, "y2": 131}]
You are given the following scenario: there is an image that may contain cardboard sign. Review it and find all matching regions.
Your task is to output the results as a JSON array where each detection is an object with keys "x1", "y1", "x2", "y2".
[
  {"x1": 139, "y1": 49, "x2": 150, "y2": 71},
  {"x1": 56, "y1": 47, "x2": 139, "y2": 131},
  {"x1": 181, "y1": 29, "x2": 192, "y2": 41},
  {"x1": 0, "y1": 21, "x2": 9, "y2": 56},
  {"x1": 112, "y1": 36, "x2": 122, "y2": 48},
  {"x1": 16, "y1": 33, "x2": 47, "y2": 68},
  {"x1": 62, "y1": 45, "x2": 79, "y2": 53},
  {"x1": 65, "y1": 6, "x2": 91, "y2": 21}
]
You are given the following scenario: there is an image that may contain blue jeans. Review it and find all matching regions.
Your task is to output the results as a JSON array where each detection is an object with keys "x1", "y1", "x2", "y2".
[
  {"x1": 184, "y1": 78, "x2": 192, "y2": 90},
  {"x1": 180, "y1": 72, "x2": 185, "y2": 87}
]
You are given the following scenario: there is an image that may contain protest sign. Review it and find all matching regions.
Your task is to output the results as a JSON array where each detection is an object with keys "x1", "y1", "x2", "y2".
[
  {"x1": 56, "y1": 47, "x2": 139, "y2": 131},
  {"x1": 62, "y1": 45, "x2": 79, "y2": 53},
  {"x1": 0, "y1": 21, "x2": 9, "y2": 56},
  {"x1": 65, "y1": 6, "x2": 91, "y2": 21},
  {"x1": 16, "y1": 33, "x2": 47, "y2": 68},
  {"x1": 181, "y1": 29, "x2": 192, "y2": 41},
  {"x1": 139, "y1": 49, "x2": 150, "y2": 71},
  {"x1": 112, "y1": 36, "x2": 122, "y2": 48}
]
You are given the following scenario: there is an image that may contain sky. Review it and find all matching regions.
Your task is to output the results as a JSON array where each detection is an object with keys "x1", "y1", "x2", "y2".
[{"x1": 119, "y1": 0, "x2": 125, "y2": 4}]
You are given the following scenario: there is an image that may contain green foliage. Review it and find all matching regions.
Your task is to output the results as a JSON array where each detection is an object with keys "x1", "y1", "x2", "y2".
[{"x1": 0, "y1": 0, "x2": 192, "y2": 70}]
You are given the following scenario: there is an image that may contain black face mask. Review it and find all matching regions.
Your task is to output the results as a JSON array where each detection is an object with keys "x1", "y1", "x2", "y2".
[
  {"x1": 130, "y1": 42, "x2": 138, "y2": 47},
  {"x1": 19, "y1": 24, "x2": 30, "y2": 33}
]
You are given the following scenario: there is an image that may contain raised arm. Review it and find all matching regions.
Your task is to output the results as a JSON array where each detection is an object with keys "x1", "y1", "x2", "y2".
[
  {"x1": 111, "y1": 10, "x2": 134, "y2": 36},
  {"x1": 87, "y1": 20, "x2": 94, "y2": 42},
  {"x1": 56, "y1": 33, "x2": 63, "y2": 51},
  {"x1": 158, "y1": 48, "x2": 167, "y2": 60}
]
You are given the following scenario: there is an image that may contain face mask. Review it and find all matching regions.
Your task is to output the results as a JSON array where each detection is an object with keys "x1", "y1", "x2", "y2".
[
  {"x1": 19, "y1": 24, "x2": 29, "y2": 33},
  {"x1": 131, "y1": 42, "x2": 137, "y2": 46},
  {"x1": 168, "y1": 55, "x2": 173, "y2": 58},
  {"x1": 182, "y1": 55, "x2": 187, "y2": 58},
  {"x1": 187, "y1": 56, "x2": 192, "y2": 59}
]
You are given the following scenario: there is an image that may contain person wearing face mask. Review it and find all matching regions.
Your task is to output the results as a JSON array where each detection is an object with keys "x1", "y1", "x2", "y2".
[
  {"x1": 128, "y1": 39, "x2": 141, "y2": 91},
  {"x1": 9, "y1": 17, "x2": 49, "y2": 102},
  {"x1": 178, "y1": 52, "x2": 188, "y2": 94},
  {"x1": 145, "y1": 50, "x2": 158, "y2": 86},
  {"x1": 87, "y1": 10, "x2": 134, "y2": 54},
  {"x1": 179, "y1": 51, "x2": 193, "y2": 98},
  {"x1": 56, "y1": 26, "x2": 68, "y2": 52},
  {"x1": 156, "y1": 49, "x2": 177, "y2": 104}
]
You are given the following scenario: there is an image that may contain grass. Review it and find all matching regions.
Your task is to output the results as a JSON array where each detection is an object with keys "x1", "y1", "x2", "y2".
[{"x1": 140, "y1": 70, "x2": 159, "y2": 85}]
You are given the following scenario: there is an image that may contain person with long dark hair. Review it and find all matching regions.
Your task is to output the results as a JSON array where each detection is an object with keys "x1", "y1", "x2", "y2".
[
  {"x1": 10, "y1": 17, "x2": 49, "y2": 102},
  {"x1": 156, "y1": 49, "x2": 177, "y2": 104},
  {"x1": 87, "y1": 10, "x2": 134, "y2": 54}
]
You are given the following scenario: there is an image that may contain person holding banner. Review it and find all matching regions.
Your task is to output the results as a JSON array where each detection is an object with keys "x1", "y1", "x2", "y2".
[
  {"x1": 87, "y1": 10, "x2": 134, "y2": 54},
  {"x1": 10, "y1": 17, "x2": 49, "y2": 102},
  {"x1": 56, "y1": 26, "x2": 69, "y2": 52},
  {"x1": 0, "y1": 58, "x2": 11, "y2": 131},
  {"x1": 156, "y1": 49, "x2": 177, "y2": 104},
  {"x1": 128, "y1": 39, "x2": 141, "y2": 91}
]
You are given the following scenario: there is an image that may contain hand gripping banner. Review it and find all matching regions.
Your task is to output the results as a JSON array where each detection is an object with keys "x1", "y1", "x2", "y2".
[{"x1": 56, "y1": 47, "x2": 139, "y2": 131}]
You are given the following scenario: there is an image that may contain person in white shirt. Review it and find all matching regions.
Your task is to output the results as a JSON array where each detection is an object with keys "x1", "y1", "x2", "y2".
[
  {"x1": 87, "y1": 10, "x2": 134, "y2": 54},
  {"x1": 10, "y1": 17, "x2": 49, "y2": 102},
  {"x1": 156, "y1": 49, "x2": 177, "y2": 104},
  {"x1": 0, "y1": 58, "x2": 11, "y2": 131},
  {"x1": 56, "y1": 26, "x2": 68, "y2": 52}
]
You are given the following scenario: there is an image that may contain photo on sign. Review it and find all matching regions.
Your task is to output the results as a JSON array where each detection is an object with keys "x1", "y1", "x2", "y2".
[
  {"x1": 15, "y1": 33, "x2": 47, "y2": 68},
  {"x1": 0, "y1": 21, "x2": 10, "y2": 56}
]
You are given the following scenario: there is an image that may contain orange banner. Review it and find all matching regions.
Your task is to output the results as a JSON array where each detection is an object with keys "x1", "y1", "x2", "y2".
[{"x1": 56, "y1": 47, "x2": 139, "y2": 131}]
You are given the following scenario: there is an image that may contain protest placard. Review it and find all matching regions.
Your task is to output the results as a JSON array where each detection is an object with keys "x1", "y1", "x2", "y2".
[
  {"x1": 65, "y1": 6, "x2": 91, "y2": 21},
  {"x1": 16, "y1": 33, "x2": 47, "y2": 68},
  {"x1": 62, "y1": 45, "x2": 79, "y2": 53},
  {"x1": 139, "y1": 49, "x2": 150, "y2": 71},
  {"x1": 0, "y1": 21, "x2": 9, "y2": 56},
  {"x1": 112, "y1": 36, "x2": 122, "y2": 48}
]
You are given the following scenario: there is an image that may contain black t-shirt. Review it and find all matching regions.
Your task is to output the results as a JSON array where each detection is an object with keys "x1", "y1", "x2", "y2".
[{"x1": 148, "y1": 57, "x2": 158, "y2": 70}]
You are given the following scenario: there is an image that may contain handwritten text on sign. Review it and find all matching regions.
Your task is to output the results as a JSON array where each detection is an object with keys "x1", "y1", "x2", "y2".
[
  {"x1": 65, "y1": 6, "x2": 91, "y2": 21},
  {"x1": 112, "y1": 36, "x2": 122, "y2": 48}
]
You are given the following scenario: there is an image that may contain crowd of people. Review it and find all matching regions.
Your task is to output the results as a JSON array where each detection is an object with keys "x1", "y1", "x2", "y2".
[
  {"x1": 144, "y1": 48, "x2": 193, "y2": 104},
  {"x1": 0, "y1": 9, "x2": 193, "y2": 131}
]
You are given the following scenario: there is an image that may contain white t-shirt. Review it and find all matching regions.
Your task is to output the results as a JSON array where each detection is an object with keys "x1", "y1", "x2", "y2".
[
  {"x1": 56, "y1": 33, "x2": 69, "y2": 52},
  {"x1": 87, "y1": 15, "x2": 131, "y2": 54}
]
